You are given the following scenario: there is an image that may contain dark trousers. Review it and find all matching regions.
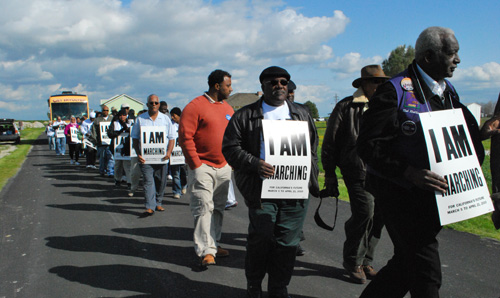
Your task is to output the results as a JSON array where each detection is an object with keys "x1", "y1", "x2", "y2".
[
  {"x1": 360, "y1": 176, "x2": 442, "y2": 298},
  {"x1": 68, "y1": 143, "x2": 81, "y2": 162},
  {"x1": 86, "y1": 147, "x2": 96, "y2": 166},
  {"x1": 343, "y1": 177, "x2": 382, "y2": 267},
  {"x1": 246, "y1": 199, "x2": 308, "y2": 296}
]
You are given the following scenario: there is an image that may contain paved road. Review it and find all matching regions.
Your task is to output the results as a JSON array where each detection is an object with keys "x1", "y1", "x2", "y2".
[{"x1": 1, "y1": 135, "x2": 499, "y2": 298}]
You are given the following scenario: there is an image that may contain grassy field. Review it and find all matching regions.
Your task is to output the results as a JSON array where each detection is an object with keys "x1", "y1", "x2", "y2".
[
  {"x1": 0, "y1": 128, "x2": 45, "y2": 190},
  {"x1": 315, "y1": 121, "x2": 499, "y2": 241}
]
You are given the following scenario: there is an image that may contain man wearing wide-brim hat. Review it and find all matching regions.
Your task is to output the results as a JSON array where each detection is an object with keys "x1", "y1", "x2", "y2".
[{"x1": 321, "y1": 64, "x2": 389, "y2": 284}]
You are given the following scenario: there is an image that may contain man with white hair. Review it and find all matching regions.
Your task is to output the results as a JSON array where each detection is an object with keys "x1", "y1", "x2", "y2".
[{"x1": 357, "y1": 27, "x2": 484, "y2": 297}]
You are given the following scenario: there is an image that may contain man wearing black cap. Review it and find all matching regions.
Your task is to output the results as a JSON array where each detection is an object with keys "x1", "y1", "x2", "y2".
[
  {"x1": 223, "y1": 66, "x2": 319, "y2": 298},
  {"x1": 322, "y1": 65, "x2": 389, "y2": 284}
]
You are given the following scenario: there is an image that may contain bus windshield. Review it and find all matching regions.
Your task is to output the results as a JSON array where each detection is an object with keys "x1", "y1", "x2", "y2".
[{"x1": 51, "y1": 102, "x2": 88, "y2": 121}]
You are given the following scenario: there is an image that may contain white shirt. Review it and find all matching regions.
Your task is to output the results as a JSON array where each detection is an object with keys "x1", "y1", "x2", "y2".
[
  {"x1": 416, "y1": 63, "x2": 447, "y2": 97},
  {"x1": 131, "y1": 112, "x2": 175, "y2": 141},
  {"x1": 260, "y1": 101, "x2": 291, "y2": 159}
]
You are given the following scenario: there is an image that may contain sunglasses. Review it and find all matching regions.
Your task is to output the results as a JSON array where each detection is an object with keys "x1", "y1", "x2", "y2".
[
  {"x1": 102, "y1": 109, "x2": 109, "y2": 111},
  {"x1": 266, "y1": 79, "x2": 289, "y2": 86},
  {"x1": 148, "y1": 102, "x2": 160, "y2": 105}
]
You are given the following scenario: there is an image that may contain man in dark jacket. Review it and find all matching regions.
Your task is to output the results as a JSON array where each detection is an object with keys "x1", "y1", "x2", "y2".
[
  {"x1": 357, "y1": 27, "x2": 484, "y2": 298},
  {"x1": 322, "y1": 65, "x2": 389, "y2": 284},
  {"x1": 222, "y1": 66, "x2": 319, "y2": 298}
]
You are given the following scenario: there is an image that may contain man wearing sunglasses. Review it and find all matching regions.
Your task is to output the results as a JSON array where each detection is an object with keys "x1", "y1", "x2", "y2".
[
  {"x1": 322, "y1": 65, "x2": 389, "y2": 284},
  {"x1": 131, "y1": 94, "x2": 175, "y2": 216},
  {"x1": 222, "y1": 66, "x2": 319, "y2": 298},
  {"x1": 90, "y1": 105, "x2": 115, "y2": 177}
]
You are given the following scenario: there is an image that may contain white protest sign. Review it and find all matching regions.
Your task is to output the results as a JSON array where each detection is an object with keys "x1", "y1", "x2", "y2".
[
  {"x1": 84, "y1": 139, "x2": 96, "y2": 150},
  {"x1": 56, "y1": 126, "x2": 65, "y2": 138},
  {"x1": 100, "y1": 122, "x2": 111, "y2": 145},
  {"x1": 420, "y1": 109, "x2": 494, "y2": 225},
  {"x1": 141, "y1": 126, "x2": 168, "y2": 164},
  {"x1": 170, "y1": 138, "x2": 185, "y2": 165},
  {"x1": 261, "y1": 120, "x2": 311, "y2": 199},
  {"x1": 113, "y1": 133, "x2": 131, "y2": 160},
  {"x1": 70, "y1": 127, "x2": 81, "y2": 143},
  {"x1": 129, "y1": 122, "x2": 137, "y2": 158}
]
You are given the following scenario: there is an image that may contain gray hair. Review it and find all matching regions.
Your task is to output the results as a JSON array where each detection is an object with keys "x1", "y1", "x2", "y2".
[{"x1": 415, "y1": 26, "x2": 456, "y2": 61}]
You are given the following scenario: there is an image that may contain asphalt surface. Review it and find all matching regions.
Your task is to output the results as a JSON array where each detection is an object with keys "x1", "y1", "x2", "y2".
[{"x1": 1, "y1": 135, "x2": 499, "y2": 298}]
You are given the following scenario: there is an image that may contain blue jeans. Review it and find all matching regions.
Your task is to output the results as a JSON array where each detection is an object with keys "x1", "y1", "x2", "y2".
[
  {"x1": 97, "y1": 146, "x2": 114, "y2": 175},
  {"x1": 48, "y1": 136, "x2": 56, "y2": 150},
  {"x1": 171, "y1": 164, "x2": 187, "y2": 195},
  {"x1": 140, "y1": 163, "x2": 168, "y2": 210},
  {"x1": 55, "y1": 137, "x2": 66, "y2": 155}
]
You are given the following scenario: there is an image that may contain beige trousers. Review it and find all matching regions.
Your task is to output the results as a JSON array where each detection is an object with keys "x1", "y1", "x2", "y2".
[{"x1": 187, "y1": 163, "x2": 231, "y2": 257}]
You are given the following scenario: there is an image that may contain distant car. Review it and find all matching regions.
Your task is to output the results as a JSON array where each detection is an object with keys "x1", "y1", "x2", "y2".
[{"x1": 0, "y1": 119, "x2": 21, "y2": 144}]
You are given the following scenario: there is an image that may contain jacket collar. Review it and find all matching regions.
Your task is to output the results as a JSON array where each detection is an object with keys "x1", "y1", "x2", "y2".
[{"x1": 352, "y1": 88, "x2": 368, "y2": 103}]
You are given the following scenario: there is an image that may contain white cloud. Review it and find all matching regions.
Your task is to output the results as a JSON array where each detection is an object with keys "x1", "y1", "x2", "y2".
[
  {"x1": 323, "y1": 52, "x2": 384, "y2": 77},
  {"x1": 296, "y1": 84, "x2": 334, "y2": 104},
  {"x1": 454, "y1": 62, "x2": 500, "y2": 89}
]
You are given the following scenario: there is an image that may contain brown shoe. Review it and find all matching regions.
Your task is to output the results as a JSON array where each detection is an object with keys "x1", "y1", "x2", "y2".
[
  {"x1": 363, "y1": 265, "x2": 378, "y2": 278},
  {"x1": 343, "y1": 262, "x2": 367, "y2": 284},
  {"x1": 144, "y1": 209, "x2": 154, "y2": 215},
  {"x1": 201, "y1": 254, "x2": 216, "y2": 266},
  {"x1": 155, "y1": 206, "x2": 165, "y2": 212},
  {"x1": 216, "y1": 246, "x2": 229, "y2": 258}
]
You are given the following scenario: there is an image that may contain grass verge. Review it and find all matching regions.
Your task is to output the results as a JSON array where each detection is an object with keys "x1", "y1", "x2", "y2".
[{"x1": 0, "y1": 128, "x2": 44, "y2": 191}]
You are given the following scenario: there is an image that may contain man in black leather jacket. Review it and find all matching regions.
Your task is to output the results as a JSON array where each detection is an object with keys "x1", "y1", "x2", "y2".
[
  {"x1": 222, "y1": 66, "x2": 319, "y2": 298},
  {"x1": 322, "y1": 65, "x2": 389, "y2": 284}
]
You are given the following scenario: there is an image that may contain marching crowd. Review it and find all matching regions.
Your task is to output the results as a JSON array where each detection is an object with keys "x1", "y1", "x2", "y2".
[{"x1": 44, "y1": 26, "x2": 500, "y2": 298}]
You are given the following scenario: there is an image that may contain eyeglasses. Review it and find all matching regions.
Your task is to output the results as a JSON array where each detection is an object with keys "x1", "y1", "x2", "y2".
[
  {"x1": 102, "y1": 109, "x2": 109, "y2": 111},
  {"x1": 266, "y1": 79, "x2": 289, "y2": 86},
  {"x1": 148, "y1": 102, "x2": 160, "y2": 105}
]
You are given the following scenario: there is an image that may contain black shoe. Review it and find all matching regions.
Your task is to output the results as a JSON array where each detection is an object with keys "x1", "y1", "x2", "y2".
[
  {"x1": 296, "y1": 244, "x2": 305, "y2": 256},
  {"x1": 114, "y1": 180, "x2": 121, "y2": 186},
  {"x1": 247, "y1": 284, "x2": 262, "y2": 298}
]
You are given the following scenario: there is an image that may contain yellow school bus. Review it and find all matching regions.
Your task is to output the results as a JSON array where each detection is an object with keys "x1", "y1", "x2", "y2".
[{"x1": 47, "y1": 91, "x2": 89, "y2": 122}]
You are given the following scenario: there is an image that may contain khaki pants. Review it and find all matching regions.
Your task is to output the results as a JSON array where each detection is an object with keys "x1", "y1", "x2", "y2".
[{"x1": 187, "y1": 163, "x2": 231, "y2": 257}]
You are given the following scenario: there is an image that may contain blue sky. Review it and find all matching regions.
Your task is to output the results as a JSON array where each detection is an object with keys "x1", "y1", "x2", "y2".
[{"x1": 1, "y1": 0, "x2": 499, "y2": 120}]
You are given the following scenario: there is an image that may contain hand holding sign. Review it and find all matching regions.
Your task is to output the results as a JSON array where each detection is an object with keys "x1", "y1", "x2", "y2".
[
  {"x1": 258, "y1": 159, "x2": 275, "y2": 179},
  {"x1": 404, "y1": 165, "x2": 448, "y2": 194}
]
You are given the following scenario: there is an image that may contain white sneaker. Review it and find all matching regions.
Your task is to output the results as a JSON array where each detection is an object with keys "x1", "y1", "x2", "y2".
[
  {"x1": 70, "y1": 160, "x2": 74, "y2": 164},
  {"x1": 75, "y1": 162, "x2": 80, "y2": 165},
  {"x1": 173, "y1": 194, "x2": 181, "y2": 199},
  {"x1": 128, "y1": 191, "x2": 134, "y2": 197},
  {"x1": 167, "y1": 175, "x2": 173, "y2": 180},
  {"x1": 181, "y1": 188, "x2": 187, "y2": 194}
]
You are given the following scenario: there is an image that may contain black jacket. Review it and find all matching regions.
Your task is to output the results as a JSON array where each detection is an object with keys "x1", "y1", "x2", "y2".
[
  {"x1": 357, "y1": 61, "x2": 484, "y2": 182},
  {"x1": 322, "y1": 88, "x2": 368, "y2": 182},
  {"x1": 222, "y1": 98, "x2": 320, "y2": 209}
]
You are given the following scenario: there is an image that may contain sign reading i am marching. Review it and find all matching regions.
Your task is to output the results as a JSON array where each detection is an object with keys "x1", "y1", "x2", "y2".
[
  {"x1": 261, "y1": 120, "x2": 311, "y2": 199},
  {"x1": 170, "y1": 138, "x2": 185, "y2": 165},
  {"x1": 141, "y1": 126, "x2": 168, "y2": 164},
  {"x1": 113, "y1": 132, "x2": 132, "y2": 161},
  {"x1": 420, "y1": 109, "x2": 494, "y2": 225},
  {"x1": 100, "y1": 122, "x2": 111, "y2": 145},
  {"x1": 70, "y1": 127, "x2": 81, "y2": 143}
]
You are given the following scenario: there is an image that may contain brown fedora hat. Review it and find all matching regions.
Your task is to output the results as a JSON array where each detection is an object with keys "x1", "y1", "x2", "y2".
[{"x1": 352, "y1": 65, "x2": 390, "y2": 88}]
